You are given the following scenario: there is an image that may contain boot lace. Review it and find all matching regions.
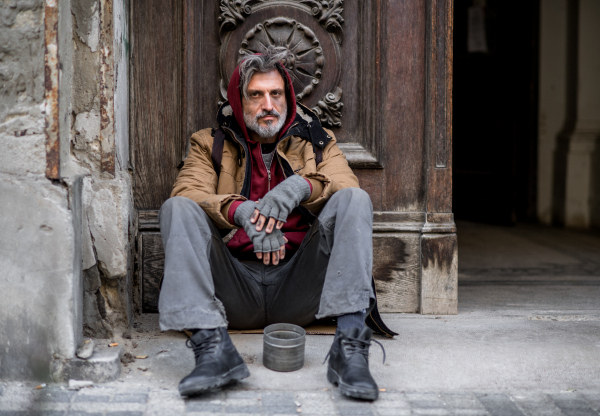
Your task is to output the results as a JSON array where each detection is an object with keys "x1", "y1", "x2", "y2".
[
  {"x1": 323, "y1": 335, "x2": 386, "y2": 364},
  {"x1": 185, "y1": 333, "x2": 220, "y2": 360}
]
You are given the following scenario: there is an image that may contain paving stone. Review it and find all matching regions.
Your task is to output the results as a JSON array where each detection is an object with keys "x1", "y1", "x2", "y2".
[
  {"x1": 40, "y1": 390, "x2": 76, "y2": 403},
  {"x1": 412, "y1": 409, "x2": 450, "y2": 416},
  {"x1": 73, "y1": 394, "x2": 112, "y2": 402},
  {"x1": 581, "y1": 392, "x2": 600, "y2": 411},
  {"x1": 376, "y1": 409, "x2": 411, "y2": 416},
  {"x1": 442, "y1": 393, "x2": 485, "y2": 409},
  {"x1": 224, "y1": 405, "x2": 264, "y2": 413},
  {"x1": 260, "y1": 392, "x2": 296, "y2": 406},
  {"x1": 410, "y1": 399, "x2": 447, "y2": 409},
  {"x1": 113, "y1": 393, "x2": 149, "y2": 403},
  {"x1": 374, "y1": 399, "x2": 411, "y2": 409},
  {"x1": 225, "y1": 399, "x2": 261, "y2": 407},
  {"x1": 262, "y1": 405, "x2": 297, "y2": 415},
  {"x1": 185, "y1": 401, "x2": 223, "y2": 413},
  {"x1": 376, "y1": 392, "x2": 406, "y2": 401},
  {"x1": 68, "y1": 412, "x2": 104, "y2": 416},
  {"x1": 476, "y1": 394, "x2": 525, "y2": 416},
  {"x1": 225, "y1": 391, "x2": 261, "y2": 400},
  {"x1": 449, "y1": 410, "x2": 489, "y2": 416},
  {"x1": 260, "y1": 392, "x2": 297, "y2": 414},
  {"x1": 0, "y1": 412, "x2": 66, "y2": 416},
  {"x1": 510, "y1": 393, "x2": 562, "y2": 416},
  {"x1": 550, "y1": 395, "x2": 597, "y2": 416},
  {"x1": 334, "y1": 401, "x2": 375, "y2": 416},
  {"x1": 405, "y1": 393, "x2": 442, "y2": 401}
]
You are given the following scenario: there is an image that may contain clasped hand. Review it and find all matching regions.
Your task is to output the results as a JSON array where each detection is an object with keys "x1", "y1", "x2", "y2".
[
  {"x1": 235, "y1": 176, "x2": 311, "y2": 266},
  {"x1": 250, "y1": 208, "x2": 287, "y2": 265}
]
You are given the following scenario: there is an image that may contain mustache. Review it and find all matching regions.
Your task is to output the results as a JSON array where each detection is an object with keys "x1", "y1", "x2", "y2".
[{"x1": 255, "y1": 109, "x2": 281, "y2": 121}]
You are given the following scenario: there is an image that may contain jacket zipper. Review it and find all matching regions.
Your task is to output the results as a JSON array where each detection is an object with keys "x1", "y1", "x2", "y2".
[{"x1": 260, "y1": 153, "x2": 272, "y2": 192}]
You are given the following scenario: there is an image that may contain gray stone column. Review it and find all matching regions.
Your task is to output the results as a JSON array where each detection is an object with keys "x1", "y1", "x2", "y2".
[{"x1": 564, "y1": 0, "x2": 600, "y2": 228}]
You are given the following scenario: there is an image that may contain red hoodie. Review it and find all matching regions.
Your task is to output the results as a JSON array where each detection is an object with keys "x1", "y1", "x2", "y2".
[{"x1": 224, "y1": 60, "x2": 311, "y2": 260}]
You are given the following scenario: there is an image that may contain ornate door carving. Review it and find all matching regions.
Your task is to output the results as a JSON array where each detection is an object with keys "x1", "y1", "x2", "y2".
[{"x1": 132, "y1": 0, "x2": 456, "y2": 315}]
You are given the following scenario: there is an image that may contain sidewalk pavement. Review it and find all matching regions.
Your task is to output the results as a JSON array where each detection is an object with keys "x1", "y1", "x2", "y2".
[{"x1": 2, "y1": 221, "x2": 600, "y2": 415}]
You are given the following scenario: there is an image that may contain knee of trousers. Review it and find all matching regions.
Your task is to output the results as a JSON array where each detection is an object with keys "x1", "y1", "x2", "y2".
[
  {"x1": 159, "y1": 196, "x2": 211, "y2": 227},
  {"x1": 330, "y1": 187, "x2": 373, "y2": 211}
]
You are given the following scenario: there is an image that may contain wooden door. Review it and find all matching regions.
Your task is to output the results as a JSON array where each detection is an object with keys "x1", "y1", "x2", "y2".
[{"x1": 132, "y1": 1, "x2": 455, "y2": 315}]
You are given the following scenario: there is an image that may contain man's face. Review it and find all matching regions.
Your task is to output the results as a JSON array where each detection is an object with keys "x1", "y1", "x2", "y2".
[{"x1": 242, "y1": 69, "x2": 288, "y2": 142}]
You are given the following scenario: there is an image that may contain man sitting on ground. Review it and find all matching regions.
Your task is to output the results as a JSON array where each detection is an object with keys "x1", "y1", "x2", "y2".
[{"x1": 158, "y1": 46, "x2": 392, "y2": 401}]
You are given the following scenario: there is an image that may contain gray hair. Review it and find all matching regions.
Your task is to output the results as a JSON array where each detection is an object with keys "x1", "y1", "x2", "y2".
[{"x1": 238, "y1": 46, "x2": 291, "y2": 100}]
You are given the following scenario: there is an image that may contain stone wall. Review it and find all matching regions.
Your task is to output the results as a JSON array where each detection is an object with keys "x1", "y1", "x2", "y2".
[
  {"x1": 69, "y1": 0, "x2": 133, "y2": 342},
  {"x1": 0, "y1": 0, "x2": 133, "y2": 381}
]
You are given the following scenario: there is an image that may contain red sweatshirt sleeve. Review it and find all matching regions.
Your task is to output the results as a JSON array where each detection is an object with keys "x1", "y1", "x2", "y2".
[
  {"x1": 305, "y1": 178, "x2": 313, "y2": 195},
  {"x1": 228, "y1": 200, "x2": 244, "y2": 225}
]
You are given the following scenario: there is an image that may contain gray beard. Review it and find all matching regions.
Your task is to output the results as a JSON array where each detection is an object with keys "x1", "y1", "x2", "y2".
[{"x1": 244, "y1": 104, "x2": 288, "y2": 139}]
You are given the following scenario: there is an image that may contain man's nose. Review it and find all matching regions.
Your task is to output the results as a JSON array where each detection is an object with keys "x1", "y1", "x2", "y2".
[{"x1": 262, "y1": 93, "x2": 274, "y2": 111}]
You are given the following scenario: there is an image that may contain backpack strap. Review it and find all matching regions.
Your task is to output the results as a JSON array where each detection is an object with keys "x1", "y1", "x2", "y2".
[{"x1": 211, "y1": 128, "x2": 226, "y2": 175}]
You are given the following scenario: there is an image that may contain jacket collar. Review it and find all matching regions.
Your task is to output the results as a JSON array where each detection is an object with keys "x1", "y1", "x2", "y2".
[{"x1": 216, "y1": 101, "x2": 332, "y2": 149}]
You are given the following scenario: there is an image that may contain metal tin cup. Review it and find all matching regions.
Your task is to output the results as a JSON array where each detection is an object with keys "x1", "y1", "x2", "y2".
[{"x1": 263, "y1": 323, "x2": 306, "y2": 372}]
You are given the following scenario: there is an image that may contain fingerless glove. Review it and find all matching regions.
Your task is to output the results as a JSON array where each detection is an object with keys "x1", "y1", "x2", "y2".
[
  {"x1": 234, "y1": 200, "x2": 286, "y2": 253},
  {"x1": 255, "y1": 175, "x2": 311, "y2": 222}
]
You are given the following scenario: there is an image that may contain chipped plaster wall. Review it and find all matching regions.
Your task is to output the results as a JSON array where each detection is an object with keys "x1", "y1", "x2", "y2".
[
  {"x1": 0, "y1": 0, "x2": 83, "y2": 381},
  {"x1": 69, "y1": 0, "x2": 133, "y2": 341},
  {"x1": 0, "y1": 0, "x2": 132, "y2": 380}
]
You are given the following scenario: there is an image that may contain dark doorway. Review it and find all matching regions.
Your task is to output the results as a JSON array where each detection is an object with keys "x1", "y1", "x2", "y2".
[{"x1": 453, "y1": 0, "x2": 540, "y2": 224}]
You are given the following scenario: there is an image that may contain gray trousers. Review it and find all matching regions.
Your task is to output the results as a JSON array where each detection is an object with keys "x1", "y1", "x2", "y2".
[{"x1": 158, "y1": 187, "x2": 375, "y2": 331}]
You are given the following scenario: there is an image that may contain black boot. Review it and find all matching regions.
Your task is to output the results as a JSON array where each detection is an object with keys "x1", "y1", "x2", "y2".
[
  {"x1": 326, "y1": 327, "x2": 384, "y2": 401},
  {"x1": 179, "y1": 327, "x2": 250, "y2": 397}
]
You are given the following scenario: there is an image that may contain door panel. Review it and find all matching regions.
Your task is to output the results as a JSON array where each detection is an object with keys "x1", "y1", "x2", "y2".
[{"x1": 132, "y1": 0, "x2": 184, "y2": 211}]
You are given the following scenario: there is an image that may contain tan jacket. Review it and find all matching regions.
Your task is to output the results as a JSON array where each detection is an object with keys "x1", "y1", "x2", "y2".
[{"x1": 171, "y1": 105, "x2": 359, "y2": 229}]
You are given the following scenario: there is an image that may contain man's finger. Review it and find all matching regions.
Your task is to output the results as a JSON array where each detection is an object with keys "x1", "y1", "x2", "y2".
[
  {"x1": 276, "y1": 220, "x2": 284, "y2": 230},
  {"x1": 283, "y1": 236, "x2": 289, "y2": 243},
  {"x1": 256, "y1": 252, "x2": 262, "y2": 260},
  {"x1": 272, "y1": 250, "x2": 279, "y2": 265},
  {"x1": 279, "y1": 245, "x2": 285, "y2": 260},
  {"x1": 263, "y1": 251, "x2": 270, "y2": 265},
  {"x1": 255, "y1": 214, "x2": 267, "y2": 231},
  {"x1": 251, "y1": 209, "x2": 260, "y2": 224},
  {"x1": 266, "y1": 217, "x2": 277, "y2": 233}
]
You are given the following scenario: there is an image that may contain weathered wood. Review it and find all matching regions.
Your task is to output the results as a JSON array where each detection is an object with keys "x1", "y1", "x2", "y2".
[
  {"x1": 425, "y1": 0, "x2": 453, "y2": 213},
  {"x1": 373, "y1": 234, "x2": 421, "y2": 313},
  {"x1": 337, "y1": 143, "x2": 382, "y2": 169},
  {"x1": 139, "y1": 233, "x2": 164, "y2": 313},
  {"x1": 132, "y1": 0, "x2": 184, "y2": 210},
  {"x1": 420, "y1": 233, "x2": 458, "y2": 314},
  {"x1": 184, "y1": 1, "x2": 221, "y2": 155},
  {"x1": 354, "y1": 170, "x2": 384, "y2": 212},
  {"x1": 381, "y1": 0, "x2": 427, "y2": 211},
  {"x1": 138, "y1": 210, "x2": 160, "y2": 231}
]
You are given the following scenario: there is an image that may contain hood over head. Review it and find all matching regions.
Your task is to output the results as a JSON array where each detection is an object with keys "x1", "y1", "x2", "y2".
[{"x1": 226, "y1": 57, "x2": 297, "y2": 143}]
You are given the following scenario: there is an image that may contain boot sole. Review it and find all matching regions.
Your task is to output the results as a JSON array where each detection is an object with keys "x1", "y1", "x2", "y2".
[
  {"x1": 327, "y1": 366, "x2": 379, "y2": 401},
  {"x1": 179, "y1": 363, "x2": 250, "y2": 397}
]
